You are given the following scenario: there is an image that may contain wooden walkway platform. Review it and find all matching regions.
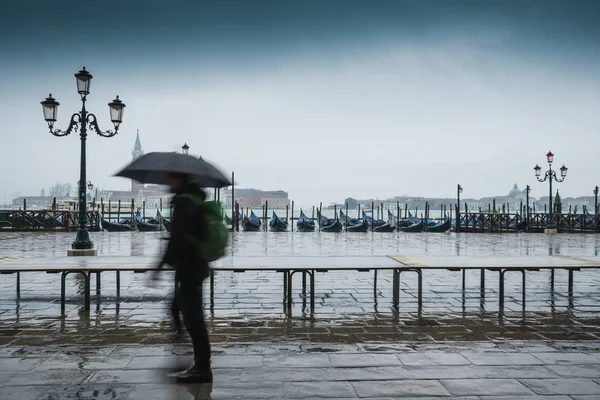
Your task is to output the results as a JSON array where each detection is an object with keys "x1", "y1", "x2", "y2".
[{"x1": 0, "y1": 255, "x2": 598, "y2": 315}]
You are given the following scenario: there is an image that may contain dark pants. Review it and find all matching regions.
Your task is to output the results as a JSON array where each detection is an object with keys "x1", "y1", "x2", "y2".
[{"x1": 175, "y1": 281, "x2": 211, "y2": 367}]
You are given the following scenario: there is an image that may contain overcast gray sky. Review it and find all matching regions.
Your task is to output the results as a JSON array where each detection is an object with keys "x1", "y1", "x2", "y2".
[{"x1": 1, "y1": 0, "x2": 599, "y2": 207}]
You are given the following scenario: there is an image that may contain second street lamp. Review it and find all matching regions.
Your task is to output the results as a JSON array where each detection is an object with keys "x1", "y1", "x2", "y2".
[
  {"x1": 534, "y1": 150, "x2": 567, "y2": 234},
  {"x1": 42, "y1": 67, "x2": 125, "y2": 255}
]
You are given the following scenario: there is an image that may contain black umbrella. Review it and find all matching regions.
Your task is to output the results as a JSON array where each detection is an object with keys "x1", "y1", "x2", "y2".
[{"x1": 114, "y1": 152, "x2": 232, "y2": 188}]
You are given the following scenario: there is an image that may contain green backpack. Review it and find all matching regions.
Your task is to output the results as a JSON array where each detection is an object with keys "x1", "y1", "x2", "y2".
[{"x1": 179, "y1": 194, "x2": 228, "y2": 262}]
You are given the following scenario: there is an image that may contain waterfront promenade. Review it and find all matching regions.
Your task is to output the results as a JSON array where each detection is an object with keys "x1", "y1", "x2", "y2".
[{"x1": 1, "y1": 232, "x2": 599, "y2": 398}]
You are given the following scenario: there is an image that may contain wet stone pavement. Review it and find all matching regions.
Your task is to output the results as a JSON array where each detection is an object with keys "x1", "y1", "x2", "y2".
[
  {"x1": 1, "y1": 232, "x2": 600, "y2": 398},
  {"x1": 1, "y1": 341, "x2": 600, "y2": 399}
]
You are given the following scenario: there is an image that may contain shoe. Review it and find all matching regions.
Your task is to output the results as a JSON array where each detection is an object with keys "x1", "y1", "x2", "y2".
[{"x1": 175, "y1": 365, "x2": 213, "y2": 384}]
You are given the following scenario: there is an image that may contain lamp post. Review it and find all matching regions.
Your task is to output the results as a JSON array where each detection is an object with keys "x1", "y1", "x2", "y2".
[
  {"x1": 525, "y1": 185, "x2": 531, "y2": 233},
  {"x1": 594, "y1": 186, "x2": 599, "y2": 216},
  {"x1": 456, "y1": 184, "x2": 463, "y2": 232},
  {"x1": 534, "y1": 151, "x2": 567, "y2": 234},
  {"x1": 41, "y1": 67, "x2": 125, "y2": 255}
]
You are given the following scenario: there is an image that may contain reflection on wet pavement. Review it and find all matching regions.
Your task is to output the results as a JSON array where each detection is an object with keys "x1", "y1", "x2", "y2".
[{"x1": 1, "y1": 232, "x2": 600, "y2": 345}]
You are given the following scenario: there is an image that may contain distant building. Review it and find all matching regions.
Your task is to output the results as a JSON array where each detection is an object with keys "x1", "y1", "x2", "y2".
[
  {"x1": 222, "y1": 188, "x2": 289, "y2": 209},
  {"x1": 98, "y1": 130, "x2": 170, "y2": 207}
]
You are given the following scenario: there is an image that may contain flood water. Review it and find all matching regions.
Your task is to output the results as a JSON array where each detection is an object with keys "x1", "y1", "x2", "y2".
[{"x1": 1, "y1": 230, "x2": 600, "y2": 258}]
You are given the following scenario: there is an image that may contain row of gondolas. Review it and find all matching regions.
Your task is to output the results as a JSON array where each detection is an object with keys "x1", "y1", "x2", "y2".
[
  {"x1": 100, "y1": 209, "x2": 453, "y2": 233},
  {"x1": 240, "y1": 209, "x2": 452, "y2": 233},
  {"x1": 100, "y1": 212, "x2": 171, "y2": 232}
]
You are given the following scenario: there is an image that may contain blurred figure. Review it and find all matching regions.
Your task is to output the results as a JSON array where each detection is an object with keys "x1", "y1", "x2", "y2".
[{"x1": 155, "y1": 172, "x2": 212, "y2": 383}]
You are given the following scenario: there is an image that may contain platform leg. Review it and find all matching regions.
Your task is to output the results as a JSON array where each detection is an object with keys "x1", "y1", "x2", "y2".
[
  {"x1": 568, "y1": 269, "x2": 574, "y2": 297},
  {"x1": 61, "y1": 272, "x2": 67, "y2": 315},
  {"x1": 84, "y1": 273, "x2": 91, "y2": 311},
  {"x1": 310, "y1": 270, "x2": 315, "y2": 314},
  {"x1": 374, "y1": 270, "x2": 378, "y2": 297},
  {"x1": 210, "y1": 270, "x2": 215, "y2": 310},
  {"x1": 302, "y1": 271, "x2": 307, "y2": 301},
  {"x1": 96, "y1": 272, "x2": 101, "y2": 296},
  {"x1": 393, "y1": 270, "x2": 400, "y2": 309},
  {"x1": 521, "y1": 269, "x2": 526, "y2": 307},
  {"x1": 498, "y1": 270, "x2": 505, "y2": 311},
  {"x1": 286, "y1": 272, "x2": 293, "y2": 315},
  {"x1": 282, "y1": 271, "x2": 288, "y2": 308},
  {"x1": 480, "y1": 269, "x2": 486, "y2": 297},
  {"x1": 417, "y1": 270, "x2": 423, "y2": 311},
  {"x1": 116, "y1": 271, "x2": 120, "y2": 297}
]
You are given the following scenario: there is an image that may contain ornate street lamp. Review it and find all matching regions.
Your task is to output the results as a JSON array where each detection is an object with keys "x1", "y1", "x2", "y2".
[
  {"x1": 455, "y1": 184, "x2": 463, "y2": 232},
  {"x1": 594, "y1": 186, "x2": 599, "y2": 216},
  {"x1": 42, "y1": 67, "x2": 125, "y2": 255},
  {"x1": 534, "y1": 150, "x2": 567, "y2": 234},
  {"x1": 182, "y1": 143, "x2": 189, "y2": 155}
]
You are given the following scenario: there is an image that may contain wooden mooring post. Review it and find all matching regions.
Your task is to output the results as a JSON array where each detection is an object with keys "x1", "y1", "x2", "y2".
[{"x1": 291, "y1": 201, "x2": 294, "y2": 232}]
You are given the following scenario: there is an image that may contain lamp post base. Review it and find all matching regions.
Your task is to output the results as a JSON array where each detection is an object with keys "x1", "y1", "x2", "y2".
[
  {"x1": 544, "y1": 228, "x2": 558, "y2": 235},
  {"x1": 67, "y1": 248, "x2": 98, "y2": 257}
]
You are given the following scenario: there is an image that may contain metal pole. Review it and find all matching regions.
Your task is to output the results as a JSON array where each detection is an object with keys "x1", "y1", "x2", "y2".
[
  {"x1": 548, "y1": 164, "x2": 554, "y2": 229},
  {"x1": 72, "y1": 96, "x2": 93, "y2": 249}
]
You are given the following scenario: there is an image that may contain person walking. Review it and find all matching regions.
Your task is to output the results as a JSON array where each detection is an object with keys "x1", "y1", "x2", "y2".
[{"x1": 155, "y1": 172, "x2": 212, "y2": 383}]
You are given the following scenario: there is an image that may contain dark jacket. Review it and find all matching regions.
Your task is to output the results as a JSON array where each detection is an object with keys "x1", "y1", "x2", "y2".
[{"x1": 159, "y1": 183, "x2": 209, "y2": 283}]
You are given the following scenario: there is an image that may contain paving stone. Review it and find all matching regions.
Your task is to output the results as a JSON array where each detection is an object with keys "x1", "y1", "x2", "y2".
[
  {"x1": 546, "y1": 364, "x2": 600, "y2": 378},
  {"x1": 475, "y1": 365, "x2": 560, "y2": 379},
  {"x1": 352, "y1": 380, "x2": 451, "y2": 397},
  {"x1": 3, "y1": 369, "x2": 91, "y2": 386},
  {"x1": 479, "y1": 396, "x2": 572, "y2": 400},
  {"x1": 531, "y1": 352, "x2": 600, "y2": 365},
  {"x1": 85, "y1": 369, "x2": 170, "y2": 384},
  {"x1": 398, "y1": 351, "x2": 471, "y2": 366},
  {"x1": 329, "y1": 353, "x2": 401, "y2": 367},
  {"x1": 237, "y1": 367, "x2": 326, "y2": 383},
  {"x1": 211, "y1": 386, "x2": 286, "y2": 399},
  {"x1": 440, "y1": 378, "x2": 534, "y2": 396},
  {"x1": 124, "y1": 383, "x2": 210, "y2": 400},
  {"x1": 0, "y1": 385, "x2": 51, "y2": 400},
  {"x1": 460, "y1": 352, "x2": 544, "y2": 366},
  {"x1": 263, "y1": 353, "x2": 331, "y2": 368},
  {"x1": 283, "y1": 381, "x2": 357, "y2": 398},
  {"x1": 325, "y1": 366, "x2": 412, "y2": 381},
  {"x1": 41, "y1": 384, "x2": 134, "y2": 399},
  {"x1": 405, "y1": 365, "x2": 481, "y2": 379},
  {"x1": 519, "y1": 378, "x2": 600, "y2": 395},
  {"x1": 0, "y1": 357, "x2": 46, "y2": 371},
  {"x1": 126, "y1": 355, "x2": 187, "y2": 369},
  {"x1": 210, "y1": 355, "x2": 263, "y2": 368}
]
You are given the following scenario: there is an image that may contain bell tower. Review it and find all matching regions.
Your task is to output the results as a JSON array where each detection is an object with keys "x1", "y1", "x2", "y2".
[{"x1": 131, "y1": 129, "x2": 145, "y2": 193}]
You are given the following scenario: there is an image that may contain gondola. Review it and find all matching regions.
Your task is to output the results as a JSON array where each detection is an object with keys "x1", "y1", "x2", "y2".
[
  {"x1": 317, "y1": 210, "x2": 343, "y2": 233},
  {"x1": 269, "y1": 211, "x2": 288, "y2": 232},
  {"x1": 399, "y1": 220, "x2": 424, "y2": 232},
  {"x1": 101, "y1": 218, "x2": 133, "y2": 232},
  {"x1": 346, "y1": 216, "x2": 369, "y2": 232},
  {"x1": 224, "y1": 213, "x2": 233, "y2": 225},
  {"x1": 243, "y1": 210, "x2": 262, "y2": 232},
  {"x1": 362, "y1": 212, "x2": 386, "y2": 229},
  {"x1": 372, "y1": 211, "x2": 397, "y2": 233},
  {"x1": 136, "y1": 211, "x2": 163, "y2": 232},
  {"x1": 427, "y1": 218, "x2": 451, "y2": 233},
  {"x1": 296, "y1": 210, "x2": 315, "y2": 232},
  {"x1": 338, "y1": 209, "x2": 363, "y2": 227}
]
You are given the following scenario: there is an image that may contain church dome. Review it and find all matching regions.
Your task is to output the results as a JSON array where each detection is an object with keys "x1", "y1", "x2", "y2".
[{"x1": 509, "y1": 183, "x2": 521, "y2": 197}]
